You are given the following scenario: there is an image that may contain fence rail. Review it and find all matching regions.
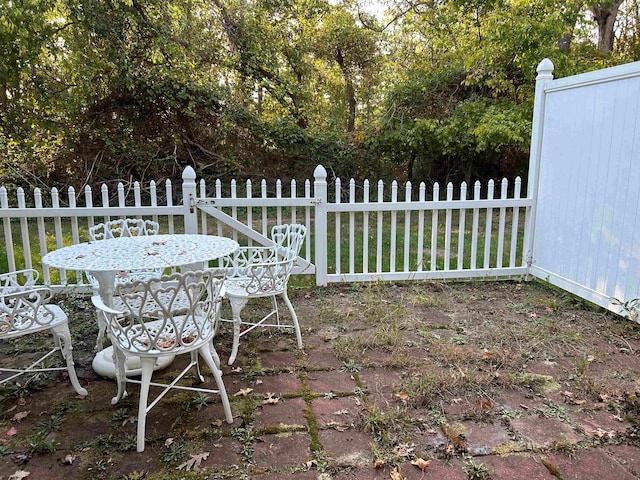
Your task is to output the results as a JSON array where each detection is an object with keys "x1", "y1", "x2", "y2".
[{"x1": 1, "y1": 166, "x2": 532, "y2": 289}]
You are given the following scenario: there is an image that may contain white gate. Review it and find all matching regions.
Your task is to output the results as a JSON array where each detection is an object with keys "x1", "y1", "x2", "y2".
[{"x1": 527, "y1": 59, "x2": 640, "y2": 312}]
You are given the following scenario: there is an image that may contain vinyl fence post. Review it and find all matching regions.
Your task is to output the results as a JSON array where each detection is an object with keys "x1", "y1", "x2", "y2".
[
  {"x1": 523, "y1": 58, "x2": 554, "y2": 278},
  {"x1": 182, "y1": 166, "x2": 198, "y2": 234},
  {"x1": 314, "y1": 165, "x2": 328, "y2": 286}
]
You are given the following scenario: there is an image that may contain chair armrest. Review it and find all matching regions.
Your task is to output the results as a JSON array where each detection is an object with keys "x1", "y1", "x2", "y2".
[
  {"x1": 91, "y1": 295, "x2": 126, "y2": 316},
  {"x1": 1, "y1": 286, "x2": 52, "y2": 302},
  {"x1": 0, "y1": 269, "x2": 39, "y2": 289}
]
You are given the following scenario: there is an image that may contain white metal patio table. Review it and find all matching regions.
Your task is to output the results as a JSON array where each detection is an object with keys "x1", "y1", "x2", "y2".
[{"x1": 42, "y1": 234, "x2": 239, "y2": 378}]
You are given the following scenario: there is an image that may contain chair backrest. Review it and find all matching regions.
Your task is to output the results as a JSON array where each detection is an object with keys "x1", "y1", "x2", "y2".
[
  {"x1": 108, "y1": 270, "x2": 223, "y2": 355},
  {"x1": 0, "y1": 288, "x2": 58, "y2": 338},
  {"x1": 271, "y1": 224, "x2": 307, "y2": 260},
  {"x1": 89, "y1": 218, "x2": 160, "y2": 241}
]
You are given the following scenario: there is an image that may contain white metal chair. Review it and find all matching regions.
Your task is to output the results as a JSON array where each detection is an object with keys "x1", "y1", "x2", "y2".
[
  {"x1": 88, "y1": 218, "x2": 162, "y2": 351},
  {"x1": 92, "y1": 269, "x2": 232, "y2": 452},
  {"x1": 219, "y1": 224, "x2": 307, "y2": 365},
  {"x1": 0, "y1": 274, "x2": 88, "y2": 397}
]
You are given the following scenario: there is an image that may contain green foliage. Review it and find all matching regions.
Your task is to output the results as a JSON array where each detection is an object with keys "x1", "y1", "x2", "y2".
[{"x1": 1, "y1": 0, "x2": 638, "y2": 190}]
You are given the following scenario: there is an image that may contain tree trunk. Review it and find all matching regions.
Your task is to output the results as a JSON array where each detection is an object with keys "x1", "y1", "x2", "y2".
[
  {"x1": 334, "y1": 47, "x2": 356, "y2": 132},
  {"x1": 590, "y1": 0, "x2": 625, "y2": 53}
]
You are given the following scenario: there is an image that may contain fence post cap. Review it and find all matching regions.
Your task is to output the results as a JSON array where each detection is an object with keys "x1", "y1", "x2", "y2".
[
  {"x1": 536, "y1": 58, "x2": 554, "y2": 78},
  {"x1": 313, "y1": 164, "x2": 327, "y2": 180},
  {"x1": 182, "y1": 166, "x2": 196, "y2": 181}
]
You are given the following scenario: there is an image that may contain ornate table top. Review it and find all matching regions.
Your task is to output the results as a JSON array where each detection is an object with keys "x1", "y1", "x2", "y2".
[{"x1": 42, "y1": 234, "x2": 239, "y2": 272}]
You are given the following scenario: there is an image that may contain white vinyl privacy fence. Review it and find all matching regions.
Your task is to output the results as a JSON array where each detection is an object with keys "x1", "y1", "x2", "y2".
[{"x1": 527, "y1": 59, "x2": 640, "y2": 314}]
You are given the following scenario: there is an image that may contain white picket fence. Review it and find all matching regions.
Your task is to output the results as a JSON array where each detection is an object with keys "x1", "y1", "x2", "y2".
[{"x1": 0, "y1": 165, "x2": 532, "y2": 290}]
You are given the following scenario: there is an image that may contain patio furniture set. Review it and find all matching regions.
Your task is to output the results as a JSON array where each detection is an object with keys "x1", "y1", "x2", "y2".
[{"x1": 0, "y1": 219, "x2": 307, "y2": 453}]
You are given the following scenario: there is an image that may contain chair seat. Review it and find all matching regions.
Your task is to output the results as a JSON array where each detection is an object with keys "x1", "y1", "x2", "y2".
[
  {"x1": 111, "y1": 314, "x2": 212, "y2": 356},
  {"x1": 0, "y1": 304, "x2": 68, "y2": 339}
]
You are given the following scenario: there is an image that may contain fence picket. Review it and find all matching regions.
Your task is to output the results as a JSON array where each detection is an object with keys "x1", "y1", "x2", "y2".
[
  {"x1": 444, "y1": 183, "x2": 453, "y2": 270},
  {"x1": 34, "y1": 188, "x2": 49, "y2": 284},
  {"x1": 471, "y1": 182, "x2": 481, "y2": 269},
  {"x1": 84, "y1": 186, "x2": 94, "y2": 230},
  {"x1": 0, "y1": 187, "x2": 15, "y2": 271},
  {"x1": 166, "y1": 180, "x2": 175, "y2": 234},
  {"x1": 291, "y1": 180, "x2": 297, "y2": 225},
  {"x1": 51, "y1": 188, "x2": 66, "y2": 284},
  {"x1": 231, "y1": 179, "x2": 238, "y2": 242},
  {"x1": 484, "y1": 180, "x2": 495, "y2": 269},
  {"x1": 376, "y1": 180, "x2": 383, "y2": 273},
  {"x1": 247, "y1": 180, "x2": 253, "y2": 246},
  {"x1": 335, "y1": 178, "x2": 341, "y2": 275},
  {"x1": 497, "y1": 179, "x2": 508, "y2": 268},
  {"x1": 458, "y1": 182, "x2": 467, "y2": 270},
  {"x1": 349, "y1": 179, "x2": 355, "y2": 274},
  {"x1": 363, "y1": 180, "x2": 369, "y2": 274},
  {"x1": 417, "y1": 183, "x2": 426, "y2": 271},
  {"x1": 200, "y1": 179, "x2": 208, "y2": 236},
  {"x1": 150, "y1": 181, "x2": 159, "y2": 225},
  {"x1": 431, "y1": 183, "x2": 440, "y2": 271},
  {"x1": 390, "y1": 181, "x2": 398, "y2": 273},
  {"x1": 101, "y1": 184, "x2": 109, "y2": 223},
  {"x1": 404, "y1": 182, "x2": 411, "y2": 272}
]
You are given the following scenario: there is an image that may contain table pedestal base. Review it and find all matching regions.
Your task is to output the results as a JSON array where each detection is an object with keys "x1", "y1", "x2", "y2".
[{"x1": 92, "y1": 346, "x2": 175, "y2": 379}]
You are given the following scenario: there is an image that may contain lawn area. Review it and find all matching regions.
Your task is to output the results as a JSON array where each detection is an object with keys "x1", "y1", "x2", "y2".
[{"x1": 1, "y1": 280, "x2": 639, "y2": 479}]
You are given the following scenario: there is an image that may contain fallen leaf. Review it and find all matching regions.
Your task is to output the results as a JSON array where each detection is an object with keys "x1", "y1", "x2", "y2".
[
  {"x1": 231, "y1": 366, "x2": 242, "y2": 373},
  {"x1": 262, "y1": 393, "x2": 279, "y2": 405},
  {"x1": 6, "y1": 405, "x2": 17, "y2": 413},
  {"x1": 333, "y1": 409, "x2": 350, "y2": 415},
  {"x1": 6, "y1": 427, "x2": 18, "y2": 437},
  {"x1": 476, "y1": 397, "x2": 492, "y2": 411},
  {"x1": 482, "y1": 349, "x2": 491, "y2": 359},
  {"x1": 211, "y1": 419, "x2": 223, "y2": 427},
  {"x1": 451, "y1": 398, "x2": 462, "y2": 405},
  {"x1": 165, "y1": 438, "x2": 174, "y2": 447},
  {"x1": 354, "y1": 397, "x2": 361, "y2": 406},
  {"x1": 177, "y1": 452, "x2": 209, "y2": 471},
  {"x1": 395, "y1": 391, "x2": 409, "y2": 402},
  {"x1": 390, "y1": 467, "x2": 403, "y2": 480},
  {"x1": 374, "y1": 459, "x2": 385, "y2": 469},
  {"x1": 411, "y1": 458, "x2": 432, "y2": 471},
  {"x1": 325, "y1": 421, "x2": 349, "y2": 432},
  {"x1": 10, "y1": 412, "x2": 29, "y2": 423},
  {"x1": 17, "y1": 398, "x2": 26, "y2": 406},
  {"x1": 61, "y1": 454, "x2": 76, "y2": 465},
  {"x1": 519, "y1": 404, "x2": 530, "y2": 410},
  {"x1": 587, "y1": 355, "x2": 595, "y2": 363},
  {"x1": 8, "y1": 471, "x2": 30, "y2": 480},
  {"x1": 255, "y1": 379, "x2": 263, "y2": 385},
  {"x1": 571, "y1": 399, "x2": 587, "y2": 405},
  {"x1": 123, "y1": 471, "x2": 146, "y2": 479},
  {"x1": 426, "y1": 428, "x2": 437, "y2": 434},
  {"x1": 233, "y1": 388, "x2": 254, "y2": 397}
]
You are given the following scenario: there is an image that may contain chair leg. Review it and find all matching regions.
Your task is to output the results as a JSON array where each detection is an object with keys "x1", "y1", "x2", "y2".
[
  {"x1": 95, "y1": 310, "x2": 107, "y2": 352},
  {"x1": 136, "y1": 357, "x2": 155, "y2": 453},
  {"x1": 281, "y1": 291, "x2": 303, "y2": 350},
  {"x1": 111, "y1": 346, "x2": 128, "y2": 405},
  {"x1": 51, "y1": 324, "x2": 88, "y2": 396},
  {"x1": 209, "y1": 341, "x2": 221, "y2": 372},
  {"x1": 199, "y1": 346, "x2": 233, "y2": 424},
  {"x1": 191, "y1": 350, "x2": 204, "y2": 383},
  {"x1": 228, "y1": 297, "x2": 249, "y2": 365}
]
